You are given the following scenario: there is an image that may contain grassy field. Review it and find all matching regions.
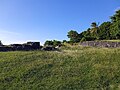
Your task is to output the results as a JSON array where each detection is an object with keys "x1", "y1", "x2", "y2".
[{"x1": 0, "y1": 45, "x2": 120, "y2": 90}]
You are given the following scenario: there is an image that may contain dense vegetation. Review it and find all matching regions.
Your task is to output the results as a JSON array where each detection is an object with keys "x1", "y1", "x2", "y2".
[
  {"x1": 44, "y1": 40, "x2": 62, "y2": 47},
  {"x1": 0, "y1": 45, "x2": 120, "y2": 90},
  {"x1": 67, "y1": 10, "x2": 120, "y2": 43},
  {"x1": 43, "y1": 10, "x2": 120, "y2": 46}
]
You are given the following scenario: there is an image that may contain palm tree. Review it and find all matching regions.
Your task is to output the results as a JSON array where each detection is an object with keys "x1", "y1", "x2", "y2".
[
  {"x1": 90, "y1": 22, "x2": 99, "y2": 39},
  {"x1": 91, "y1": 22, "x2": 99, "y2": 28}
]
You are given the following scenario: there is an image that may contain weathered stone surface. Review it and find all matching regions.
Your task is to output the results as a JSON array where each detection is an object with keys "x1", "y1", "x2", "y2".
[
  {"x1": 41, "y1": 46, "x2": 58, "y2": 51},
  {"x1": 80, "y1": 41, "x2": 120, "y2": 48},
  {"x1": 0, "y1": 46, "x2": 13, "y2": 51},
  {"x1": 0, "y1": 42, "x2": 41, "y2": 52},
  {"x1": 22, "y1": 44, "x2": 32, "y2": 51},
  {"x1": 26, "y1": 42, "x2": 40, "y2": 49},
  {"x1": 0, "y1": 41, "x2": 60, "y2": 52}
]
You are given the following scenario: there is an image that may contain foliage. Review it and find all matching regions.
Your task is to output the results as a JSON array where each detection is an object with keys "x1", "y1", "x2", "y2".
[
  {"x1": 98, "y1": 22, "x2": 112, "y2": 40},
  {"x1": 91, "y1": 22, "x2": 98, "y2": 28},
  {"x1": 44, "y1": 40, "x2": 62, "y2": 46},
  {"x1": 62, "y1": 40, "x2": 67, "y2": 43},
  {"x1": 110, "y1": 10, "x2": 120, "y2": 39},
  {"x1": 67, "y1": 30, "x2": 80, "y2": 43},
  {"x1": 67, "y1": 10, "x2": 120, "y2": 43},
  {"x1": 44, "y1": 40, "x2": 53, "y2": 46},
  {"x1": 53, "y1": 40, "x2": 62, "y2": 46}
]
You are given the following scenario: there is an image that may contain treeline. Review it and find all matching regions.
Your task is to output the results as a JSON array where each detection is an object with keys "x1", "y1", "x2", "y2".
[
  {"x1": 67, "y1": 10, "x2": 120, "y2": 43},
  {"x1": 44, "y1": 40, "x2": 63, "y2": 47},
  {"x1": 44, "y1": 10, "x2": 120, "y2": 45}
]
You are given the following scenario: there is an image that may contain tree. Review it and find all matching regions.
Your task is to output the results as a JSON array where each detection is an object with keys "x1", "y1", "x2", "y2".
[
  {"x1": 63, "y1": 40, "x2": 67, "y2": 43},
  {"x1": 53, "y1": 40, "x2": 62, "y2": 46},
  {"x1": 66, "y1": 10, "x2": 120, "y2": 43},
  {"x1": 44, "y1": 40, "x2": 62, "y2": 47},
  {"x1": 44, "y1": 40, "x2": 53, "y2": 46},
  {"x1": 91, "y1": 22, "x2": 98, "y2": 28},
  {"x1": 98, "y1": 22, "x2": 111, "y2": 40},
  {"x1": 67, "y1": 30, "x2": 80, "y2": 43},
  {"x1": 110, "y1": 10, "x2": 120, "y2": 23},
  {"x1": 110, "y1": 10, "x2": 120, "y2": 39},
  {"x1": 89, "y1": 22, "x2": 100, "y2": 39}
]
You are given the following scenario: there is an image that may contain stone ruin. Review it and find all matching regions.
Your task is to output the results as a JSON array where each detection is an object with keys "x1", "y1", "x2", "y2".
[
  {"x1": 80, "y1": 41, "x2": 120, "y2": 48},
  {"x1": 0, "y1": 41, "x2": 40, "y2": 52},
  {"x1": 41, "y1": 45, "x2": 58, "y2": 51},
  {"x1": 0, "y1": 41, "x2": 3, "y2": 46},
  {"x1": 0, "y1": 41, "x2": 59, "y2": 52}
]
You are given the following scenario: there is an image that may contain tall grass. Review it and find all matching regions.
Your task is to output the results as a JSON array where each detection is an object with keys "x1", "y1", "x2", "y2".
[{"x1": 0, "y1": 46, "x2": 120, "y2": 90}]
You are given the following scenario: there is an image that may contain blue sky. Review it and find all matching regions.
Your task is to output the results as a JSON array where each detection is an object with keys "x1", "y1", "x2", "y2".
[{"x1": 0, "y1": 0, "x2": 120, "y2": 45}]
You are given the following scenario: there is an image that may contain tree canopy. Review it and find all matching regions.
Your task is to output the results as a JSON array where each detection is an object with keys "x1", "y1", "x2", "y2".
[
  {"x1": 67, "y1": 10, "x2": 120, "y2": 43},
  {"x1": 44, "y1": 40, "x2": 62, "y2": 47},
  {"x1": 67, "y1": 30, "x2": 80, "y2": 43}
]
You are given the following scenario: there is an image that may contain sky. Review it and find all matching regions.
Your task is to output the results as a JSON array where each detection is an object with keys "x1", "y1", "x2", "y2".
[{"x1": 0, "y1": 0, "x2": 120, "y2": 45}]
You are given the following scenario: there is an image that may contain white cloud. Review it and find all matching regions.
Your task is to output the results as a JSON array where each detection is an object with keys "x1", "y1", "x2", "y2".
[
  {"x1": 0, "y1": 29, "x2": 21, "y2": 35},
  {"x1": 114, "y1": 7, "x2": 120, "y2": 11},
  {"x1": 0, "y1": 29, "x2": 23, "y2": 45},
  {"x1": 0, "y1": 29, "x2": 43, "y2": 45}
]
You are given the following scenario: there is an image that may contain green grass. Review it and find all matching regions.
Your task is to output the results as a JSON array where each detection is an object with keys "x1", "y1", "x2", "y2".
[
  {"x1": 102, "y1": 40, "x2": 120, "y2": 42},
  {"x1": 0, "y1": 46, "x2": 120, "y2": 90}
]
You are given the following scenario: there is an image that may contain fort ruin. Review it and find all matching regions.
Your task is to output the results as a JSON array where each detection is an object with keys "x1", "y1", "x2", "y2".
[{"x1": 0, "y1": 41, "x2": 40, "y2": 51}]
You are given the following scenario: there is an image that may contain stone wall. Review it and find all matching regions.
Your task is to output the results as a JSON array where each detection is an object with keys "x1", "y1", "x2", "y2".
[
  {"x1": 80, "y1": 41, "x2": 120, "y2": 48},
  {"x1": 0, "y1": 41, "x2": 60, "y2": 52},
  {"x1": 0, "y1": 42, "x2": 40, "y2": 52}
]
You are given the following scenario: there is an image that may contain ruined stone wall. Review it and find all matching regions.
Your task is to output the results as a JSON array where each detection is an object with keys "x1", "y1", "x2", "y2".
[
  {"x1": 80, "y1": 41, "x2": 120, "y2": 48},
  {"x1": 0, "y1": 42, "x2": 41, "y2": 52}
]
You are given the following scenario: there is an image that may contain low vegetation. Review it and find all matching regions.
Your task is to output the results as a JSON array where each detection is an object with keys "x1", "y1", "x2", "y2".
[{"x1": 0, "y1": 45, "x2": 120, "y2": 90}]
